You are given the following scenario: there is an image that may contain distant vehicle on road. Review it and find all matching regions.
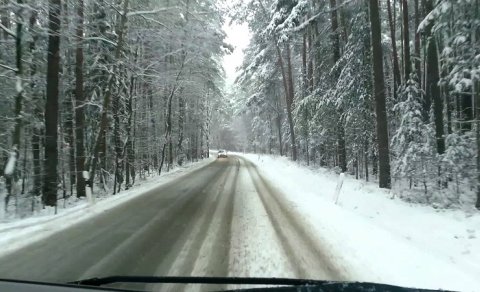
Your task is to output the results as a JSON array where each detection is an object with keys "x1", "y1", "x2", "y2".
[{"x1": 217, "y1": 150, "x2": 228, "y2": 158}]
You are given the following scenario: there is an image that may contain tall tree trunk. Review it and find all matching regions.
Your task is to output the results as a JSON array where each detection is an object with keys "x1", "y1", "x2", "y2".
[
  {"x1": 276, "y1": 113, "x2": 283, "y2": 156},
  {"x1": 369, "y1": 0, "x2": 392, "y2": 189},
  {"x1": 302, "y1": 32, "x2": 308, "y2": 95},
  {"x1": 414, "y1": 0, "x2": 422, "y2": 84},
  {"x1": 74, "y1": 0, "x2": 85, "y2": 198},
  {"x1": 472, "y1": 6, "x2": 480, "y2": 209},
  {"x1": 402, "y1": 0, "x2": 412, "y2": 79},
  {"x1": 387, "y1": 0, "x2": 401, "y2": 97},
  {"x1": 12, "y1": 0, "x2": 23, "y2": 163},
  {"x1": 43, "y1": 0, "x2": 62, "y2": 206},
  {"x1": 112, "y1": 77, "x2": 123, "y2": 194},
  {"x1": 302, "y1": 32, "x2": 309, "y2": 163},
  {"x1": 125, "y1": 78, "x2": 135, "y2": 188},
  {"x1": 286, "y1": 43, "x2": 297, "y2": 161},
  {"x1": 64, "y1": 94, "x2": 76, "y2": 196},
  {"x1": 307, "y1": 25, "x2": 314, "y2": 93},
  {"x1": 125, "y1": 51, "x2": 137, "y2": 188},
  {"x1": 5, "y1": 1, "x2": 24, "y2": 207},
  {"x1": 424, "y1": 0, "x2": 445, "y2": 155},
  {"x1": 329, "y1": 0, "x2": 341, "y2": 62},
  {"x1": 159, "y1": 58, "x2": 186, "y2": 174},
  {"x1": 29, "y1": 10, "x2": 41, "y2": 199},
  {"x1": 275, "y1": 43, "x2": 297, "y2": 161},
  {"x1": 177, "y1": 94, "x2": 185, "y2": 165},
  {"x1": 329, "y1": 0, "x2": 347, "y2": 172},
  {"x1": 475, "y1": 78, "x2": 480, "y2": 209}
]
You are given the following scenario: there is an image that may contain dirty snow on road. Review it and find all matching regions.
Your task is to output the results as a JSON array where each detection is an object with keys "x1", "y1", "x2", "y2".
[
  {"x1": 1, "y1": 153, "x2": 479, "y2": 292},
  {"x1": 240, "y1": 153, "x2": 480, "y2": 292},
  {"x1": 228, "y1": 158, "x2": 293, "y2": 278}
]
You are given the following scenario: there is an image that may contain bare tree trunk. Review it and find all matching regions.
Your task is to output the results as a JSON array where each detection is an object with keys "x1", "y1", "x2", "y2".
[
  {"x1": 5, "y1": 1, "x2": 25, "y2": 208},
  {"x1": 112, "y1": 72, "x2": 123, "y2": 194},
  {"x1": 302, "y1": 31, "x2": 310, "y2": 164},
  {"x1": 275, "y1": 43, "x2": 297, "y2": 161},
  {"x1": 307, "y1": 25, "x2": 314, "y2": 93},
  {"x1": 475, "y1": 79, "x2": 480, "y2": 209},
  {"x1": 471, "y1": 6, "x2": 480, "y2": 209},
  {"x1": 414, "y1": 0, "x2": 422, "y2": 85},
  {"x1": 159, "y1": 58, "x2": 186, "y2": 174},
  {"x1": 286, "y1": 43, "x2": 297, "y2": 161},
  {"x1": 424, "y1": 0, "x2": 445, "y2": 155},
  {"x1": 29, "y1": 10, "x2": 41, "y2": 200},
  {"x1": 387, "y1": 0, "x2": 401, "y2": 98},
  {"x1": 364, "y1": 139, "x2": 369, "y2": 182},
  {"x1": 64, "y1": 94, "x2": 76, "y2": 196},
  {"x1": 74, "y1": 0, "x2": 85, "y2": 198},
  {"x1": 329, "y1": 0, "x2": 347, "y2": 172},
  {"x1": 276, "y1": 111, "x2": 283, "y2": 156},
  {"x1": 43, "y1": 0, "x2": 62, "y2": 206},
  {"x1": 402, "y1": 0, "x2": 412, "y2": 79},
  {"x1": 177, "y1": 94, "x2": 185, "y2": 165},
  {"x1": 369, "y1": 0, "x2": 392, "y2": 189},
  {"x1": 125, "y1": 54, "x2": 137, "y2": 189},
  {"x1": 12, "y1": 0, "x2": 23, "y2": 161},
  {"x1": 302, "y1": 32, "x2": 308, "y2": 95}
]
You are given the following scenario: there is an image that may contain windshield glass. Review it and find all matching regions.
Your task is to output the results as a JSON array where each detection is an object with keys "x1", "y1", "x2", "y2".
[{"x1": 0, "y1": 0, "x2": 479, "y2": 291}]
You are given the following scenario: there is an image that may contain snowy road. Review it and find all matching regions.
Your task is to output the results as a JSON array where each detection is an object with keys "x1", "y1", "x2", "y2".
[{"x1": 0, "y1": 156, "x2": 346, "y2": 291}]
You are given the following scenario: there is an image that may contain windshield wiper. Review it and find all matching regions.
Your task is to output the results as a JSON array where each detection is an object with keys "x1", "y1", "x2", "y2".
[
  {"x1": 69, "y1": 276, "x2": 454, "y2": 292},
  {"x1": 70, "y1": 276, "x2": 328, "y2": 287}
]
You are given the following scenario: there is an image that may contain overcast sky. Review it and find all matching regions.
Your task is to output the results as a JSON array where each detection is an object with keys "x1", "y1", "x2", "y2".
[{"x1": 222, "y1": 20, "x2": 251, "y2": 87}]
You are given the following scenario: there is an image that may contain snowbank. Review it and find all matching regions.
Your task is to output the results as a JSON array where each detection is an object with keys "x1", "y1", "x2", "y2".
[
  {"x1": 241, "y1": 153, "x2": 480, "y2": 292},
  {"x1": 0, "y1": 158, "x2": 213, "y2": 258}
]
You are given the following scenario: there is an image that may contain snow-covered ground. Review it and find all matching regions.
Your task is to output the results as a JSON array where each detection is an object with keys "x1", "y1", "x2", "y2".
[
  {"x1": 0, "y1": 158, "x2": 213, "y2": 258},
  {"x1": 240, "y1": 153, "x2": 480, "y2": 292}
]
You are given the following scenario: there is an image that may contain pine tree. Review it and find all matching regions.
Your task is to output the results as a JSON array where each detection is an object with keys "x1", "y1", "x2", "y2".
[{"x1": 392, "y1": 78, "x2": 434, "y2": 194}]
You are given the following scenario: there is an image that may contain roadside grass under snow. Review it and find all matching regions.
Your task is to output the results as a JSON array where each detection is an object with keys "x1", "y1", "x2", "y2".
[
  {"x1": 0, "y1": 157, "x2": 213, "y2": 258},
  {"x1": 240, "y1": 153, "x2": 480, "y2": 292}
]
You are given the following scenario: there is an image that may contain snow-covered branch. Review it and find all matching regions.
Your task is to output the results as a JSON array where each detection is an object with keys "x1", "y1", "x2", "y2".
[
  {"x1": 84, "y1": 37, "x2": 117, "y2": 47},
  {"x1": 0, "y1": 22, "x2": 16, "y2": 39},
  {"x1": 126, "y1": 7, "x2": 176, "y2": 17},
  {"x1": 139, "y1": 15, "x2": 168, "y2": 29},
  {"x1": 0, "y1": 63, "x2": 18, "y2": 72}
]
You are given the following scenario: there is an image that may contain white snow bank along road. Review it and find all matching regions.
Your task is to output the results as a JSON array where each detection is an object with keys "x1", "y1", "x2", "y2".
[
  {"x1": 0, "y1": 158, "x2": 214, "y2": 258},
  {"x1": 240, "y1": 153, "x2": 480, "y2": 292}
]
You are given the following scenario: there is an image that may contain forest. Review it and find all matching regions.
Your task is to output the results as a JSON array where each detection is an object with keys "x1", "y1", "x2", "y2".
[
  {"x1": 0, "y1": 0, "x2": 227, "y2": 213},
  {"x1": 1, "y1": 0, "x2": 479, "y2": 215},
  {"x1": 228, "y1": 0, "x2": 480, "y2": 209}
]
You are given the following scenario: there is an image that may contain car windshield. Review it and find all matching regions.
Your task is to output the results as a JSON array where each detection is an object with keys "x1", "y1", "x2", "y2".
[{"x1": 0, "y1": 0, "x2": 479, "y2": 291}]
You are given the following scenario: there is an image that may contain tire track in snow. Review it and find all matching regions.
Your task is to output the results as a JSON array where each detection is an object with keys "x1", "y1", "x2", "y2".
[
  {"x1": 152, "y1": 158, "x2": 236, "y2": 292},
  {"x1": 185, "y1": 157, "x2": 239, "y2": 292},
  {"x1": 243, "y1": 158, "x2": 347, "y2": 281},
  {"x1": 227, "y1": 157, "x2": 294, "y2": 290},
  {"x1": 79, "y1": 162, "x2": 228, "y2": 291}
]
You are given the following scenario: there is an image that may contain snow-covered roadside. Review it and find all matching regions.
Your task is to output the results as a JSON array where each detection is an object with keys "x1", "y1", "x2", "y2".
[
  {"x1": 240, "y1": 153, "x2": 480, "y2": 292},
  {"x1": 0, "y1": 158, "x2": 213, "y2": 259}
]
